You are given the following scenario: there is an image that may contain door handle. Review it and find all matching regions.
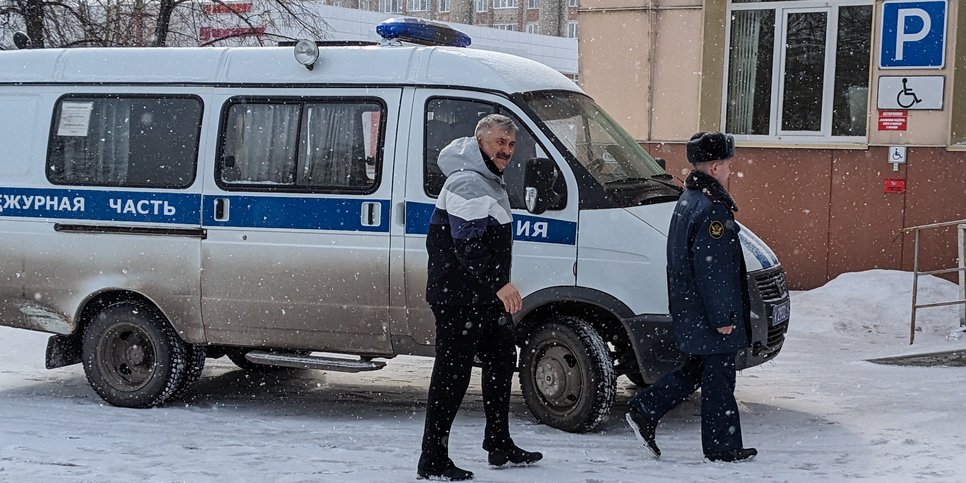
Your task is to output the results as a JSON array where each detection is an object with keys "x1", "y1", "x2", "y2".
[
  {"x1": 214, "y1": 198, "x2": 230, "y2": 222},
  {"x1": 361, "y1": 202, "x2": 381, "y2": 227}
]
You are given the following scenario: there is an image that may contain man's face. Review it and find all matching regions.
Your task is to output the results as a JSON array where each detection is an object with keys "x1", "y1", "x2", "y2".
[
  {"x1": 710, "y1": 159, "x2": 733, "y2": 186},
  {"x1": 477, "y1": 128, "x2": 516, "y2": 172}
]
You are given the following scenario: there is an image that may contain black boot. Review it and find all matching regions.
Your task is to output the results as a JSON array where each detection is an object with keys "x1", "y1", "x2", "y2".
[
  {"x1": 487, "y1": 445, "x2": 543, "y2": 467},
  {"x1": 705, "y1": 447, "x2": 757, "y2": 462},
  {"x1": 417, "y1": 454, "x2": 474, "y2": 481},
  {"x1": 625, "y1": 408, "x2": 661, "y2": 458}
]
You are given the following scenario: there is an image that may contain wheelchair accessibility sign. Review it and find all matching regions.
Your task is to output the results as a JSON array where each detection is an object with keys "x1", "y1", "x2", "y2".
[
  {"x1": 876, "y1": 76, "x2": 944, "y2": 110},
  {"x1": 879, "y1": 0, "x2": 947, "y2": 68}
]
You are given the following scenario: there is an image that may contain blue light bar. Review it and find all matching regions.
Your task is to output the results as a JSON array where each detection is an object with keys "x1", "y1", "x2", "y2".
[{"x1": 376, "y1": 17, "x2": 471, "y2": 48}]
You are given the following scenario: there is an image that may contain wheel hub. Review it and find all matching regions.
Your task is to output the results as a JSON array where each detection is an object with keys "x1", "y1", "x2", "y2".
[
  {"x1": 532, "y1": 345, "x2": 582, "y2": 409},
  {"x1": 125, "y1": 344, "x2": 146, "y2": 365}
]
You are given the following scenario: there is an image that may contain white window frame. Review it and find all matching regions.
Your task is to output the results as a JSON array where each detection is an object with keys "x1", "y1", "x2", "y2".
[
  {"x1": 567, "y1": 21, "x2": 577, "y2": 38},
  {"x1": 527, "y1": 0, "x2": 538, "y2": 9},
  {"x1": 407, "y1": 0, "x2": 430, "y2": 11},
  {"x1": 380, "y1": 0, "x2": 402, "y2": 13},
  {"x1": 439, "y1": 0, "x2": 450, "y2": 12},
  {"x1": 526, "y1": 22, "x2": 539, "y2": 34},
  {"x1": 476, "y1": 0, "x2": 488, "y2": 12},
  {"x1": 568, "y1": 0, "x2": 577, "y2": 7},
  {"x1": 723, "y1": 0, "x2": 873, "y2": 143},
  {"x1": 493, "y1": 23, "x2": 516, "y2": 31},
  {"x1": 493, "y1": 0, "x2": 518, "y2": 8}
]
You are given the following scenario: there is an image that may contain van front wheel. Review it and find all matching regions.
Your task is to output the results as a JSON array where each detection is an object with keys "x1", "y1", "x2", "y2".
[
  {"x1": 81, "y1": 302, "x2": 187, "y2": 408},
  {"x1": 519, "y1": 316, "x2": 615, "y2": 433}
]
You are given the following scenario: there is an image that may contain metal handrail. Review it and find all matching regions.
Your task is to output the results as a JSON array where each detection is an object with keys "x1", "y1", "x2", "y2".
[{"x1": 901, "y1": 219, "x2": 966, "y2": 344}]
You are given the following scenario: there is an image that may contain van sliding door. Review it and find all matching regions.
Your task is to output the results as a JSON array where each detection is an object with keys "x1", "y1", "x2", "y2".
[{"x1": 200, "y1": 89, "x2": 401, "y2": 355}]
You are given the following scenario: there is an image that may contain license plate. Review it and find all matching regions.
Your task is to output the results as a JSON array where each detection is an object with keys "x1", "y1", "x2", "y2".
[{"x1": 771, "y1": 300, "x2": 790, "y2": 326}]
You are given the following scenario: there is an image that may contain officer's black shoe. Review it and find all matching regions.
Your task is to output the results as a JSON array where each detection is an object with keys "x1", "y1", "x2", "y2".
[
  {"x1": 487, "y1": 445, "x2": 543, "y2": 467},
  {"x1": 705, "y1": 447, "x2": 757, "y2": 463},
  {"x1": 625, "y1": 408, "x2": 661, "y2": 458},
  {"x1": 417, "y1": 456, "x2": 474, "y2": 481}
]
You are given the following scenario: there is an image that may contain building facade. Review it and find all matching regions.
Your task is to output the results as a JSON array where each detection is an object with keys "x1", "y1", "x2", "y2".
[
  {"x1": 579, "y1": 0, "x2": 966, "y2": 290},
  {"x1": 324, "y1": 0, "x2": 579, "y2": 38}
]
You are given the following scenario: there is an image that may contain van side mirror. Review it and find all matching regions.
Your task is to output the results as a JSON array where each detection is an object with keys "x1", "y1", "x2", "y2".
[
  {"x1": 654, "y1": 157, "x2": 666, "y2": 171},
  {"x1": 524, "y1": 157, "x2": 559, "y2": 215}
]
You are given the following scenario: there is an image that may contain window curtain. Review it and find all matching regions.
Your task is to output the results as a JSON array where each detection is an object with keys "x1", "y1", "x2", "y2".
[
  {"x1": 727, "y1": 11, "x2": 764, "y2": 135},
  {"x1": 227, "y1": 104, "x2": 299, "y2": 184},
  {"x1": 298, "y1": 104, "x2": 369, "y2": 188},
  {"x1": 57, "y1": 100, "x2": 132, "y2": 184}
]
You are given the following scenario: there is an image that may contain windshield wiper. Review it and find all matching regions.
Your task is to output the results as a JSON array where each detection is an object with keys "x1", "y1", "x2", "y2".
[{"x1": 603, "y1": 176, "x2": 682, "y2": 192}]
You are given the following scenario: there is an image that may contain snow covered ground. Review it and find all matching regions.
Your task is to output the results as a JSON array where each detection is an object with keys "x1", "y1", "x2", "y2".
[{"x1": 1, "y1": 269, "x2": 964, "y2": 482}]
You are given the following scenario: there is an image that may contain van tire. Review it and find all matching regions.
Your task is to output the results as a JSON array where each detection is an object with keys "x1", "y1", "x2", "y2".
[
  {"x1": 519, "y1": 316, "x2": 615, "y2": 433},
  {"x1": 170, "y1": 344, "x2": 206, "y2": 401},
  {"x1": 81, "y1": 301, "x2": 186, "y2": 408}
]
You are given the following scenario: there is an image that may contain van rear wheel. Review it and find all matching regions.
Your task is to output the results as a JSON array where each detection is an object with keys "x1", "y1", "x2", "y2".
[
  {"x1": 519, "y1": 316, "x2": 615, "y2": 433},
  {"x1": 81, "y1": 302, "x2": 186, "y2": 408}
]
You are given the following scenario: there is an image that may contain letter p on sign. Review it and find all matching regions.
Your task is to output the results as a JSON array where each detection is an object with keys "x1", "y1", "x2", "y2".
[{"x1": 879, "y1": 0, "x2": 947, "y2": 69}]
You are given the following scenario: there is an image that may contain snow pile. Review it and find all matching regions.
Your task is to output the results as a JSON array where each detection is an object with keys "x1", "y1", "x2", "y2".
[{"x1": 791, "y1": 269, "x2": 963, "y2": 342}]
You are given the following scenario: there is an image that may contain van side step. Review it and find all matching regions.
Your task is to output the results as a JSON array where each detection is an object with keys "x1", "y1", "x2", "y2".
[{"x1": 245, "y1": 351, "x2": 386, "y2": 372}]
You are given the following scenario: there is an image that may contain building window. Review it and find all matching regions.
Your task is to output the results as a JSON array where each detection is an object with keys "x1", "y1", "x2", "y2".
[
  {"x1": 527, "y1": 0, "x2": 538, "y2": 8},
  {"x1": 526, "y1": 23, "x2": 539, "y2": 34},
  {"x1": 725, "y1": 1, "x2": 873, "y2": 141},
  {"x1": 568, "y1": 0, "x2": 577, "y2": 6},
  {"x1": 494, "y1": 23, "x2": 516, "y2": 31},
  {"x1": 408, "y1": 0, "x2": 429, "y2": 11},
  {"x1": 476, "y1": 0, "x2": 487, "y2": 12},
  {"x1": 380, "y1": 0, "x2": 402, "y2": 13},
  {"x1": 439, "y1": 0, "x2": 450, "y2": 12},
  {"x1": 493, "y1": 0, "x2": 518, "y2": 8},
  {"x1": 567, "y1": 21, "x2": 577, "y2": 38}
]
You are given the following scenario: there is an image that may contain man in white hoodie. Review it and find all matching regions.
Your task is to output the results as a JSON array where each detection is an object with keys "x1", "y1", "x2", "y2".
[{"x1": 417, "y1": 114, "x2": 542, "y2": 481}]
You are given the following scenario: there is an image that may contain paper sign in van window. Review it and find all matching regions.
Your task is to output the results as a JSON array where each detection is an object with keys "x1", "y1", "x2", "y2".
[{"x1": 57, "y1": 102, "x2": 94, "y2": 137}]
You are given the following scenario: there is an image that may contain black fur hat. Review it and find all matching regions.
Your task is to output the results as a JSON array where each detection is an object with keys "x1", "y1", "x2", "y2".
[{"x1": 686, "y1": 132, "x2": 735, "y2": 164}]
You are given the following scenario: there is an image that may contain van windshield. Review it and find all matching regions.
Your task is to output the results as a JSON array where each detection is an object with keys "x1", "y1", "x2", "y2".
[{"x1": 523, "y1": 91, "x2": 681, "y2": 207}]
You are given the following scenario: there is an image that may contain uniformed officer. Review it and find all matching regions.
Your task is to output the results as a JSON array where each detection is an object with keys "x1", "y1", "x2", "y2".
[{"x1": 625, "y1": 131, "x2": 758, "y2": 463}]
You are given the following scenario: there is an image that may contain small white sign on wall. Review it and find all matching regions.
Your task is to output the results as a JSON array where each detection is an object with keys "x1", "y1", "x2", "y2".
[{"x1": 877, "y1": 75, "x2": 944, "y2": 110}]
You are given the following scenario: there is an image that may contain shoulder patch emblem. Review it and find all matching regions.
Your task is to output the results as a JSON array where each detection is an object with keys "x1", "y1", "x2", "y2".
[{"x1": 709, "y1": 220, "x2": 725, "y2": 239}]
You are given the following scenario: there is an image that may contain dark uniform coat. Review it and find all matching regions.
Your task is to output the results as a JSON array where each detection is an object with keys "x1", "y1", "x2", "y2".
[{"x1": 666, "y1": 170, "x2": 751, "y2": 355}]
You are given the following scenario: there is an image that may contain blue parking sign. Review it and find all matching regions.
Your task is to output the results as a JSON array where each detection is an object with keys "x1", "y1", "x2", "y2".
[{"x1": 880, "y1": 0, "x2": 947, "y2": 68}]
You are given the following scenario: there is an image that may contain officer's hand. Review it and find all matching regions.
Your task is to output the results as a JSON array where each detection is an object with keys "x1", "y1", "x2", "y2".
[
  {"x1": 497, "y1": 283, "x2": 522, "y2": 314},
  {"x1": 717, "y1": 325, "x2": 734, "y2": 335}
]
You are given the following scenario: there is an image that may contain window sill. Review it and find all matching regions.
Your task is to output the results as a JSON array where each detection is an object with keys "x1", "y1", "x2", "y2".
[{"x1": 733, "y1": 141, "x2": 869, "y2": 150}]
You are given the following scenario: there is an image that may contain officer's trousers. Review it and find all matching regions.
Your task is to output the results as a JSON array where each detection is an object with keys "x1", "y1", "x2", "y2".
[
  {"x1": 420, "y1": 303, "x2": 516, "y2": 461},
  {"x1": 629, "y1": 352, "x2": 742, "y2": 455}
]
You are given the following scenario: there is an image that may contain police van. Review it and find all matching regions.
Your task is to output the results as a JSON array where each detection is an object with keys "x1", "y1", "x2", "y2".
[{"x1": 0, "y1": 19, "x2": 790, "y2": 432}]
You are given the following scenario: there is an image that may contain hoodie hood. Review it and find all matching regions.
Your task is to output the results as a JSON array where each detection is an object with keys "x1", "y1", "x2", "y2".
[{"x1": 437, "y1": 136, "x2": 505, "y2": 185}]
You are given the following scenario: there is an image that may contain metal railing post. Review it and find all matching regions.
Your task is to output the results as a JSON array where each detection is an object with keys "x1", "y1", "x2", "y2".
[
  {"x1": 911, "y1": 229, "x2": 920, "y2": 344},
  {"x1": 959, "y1": 224, "x2": 965, "y2": 328}
]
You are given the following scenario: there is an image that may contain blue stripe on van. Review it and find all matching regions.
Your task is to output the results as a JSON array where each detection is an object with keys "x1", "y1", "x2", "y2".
[
  {"x1": 0, "y1": 186, "x2": 200, "y2": 225},
  {"x1": 406, "y1": 201, "x2": 577, "y2": 245},
  {"x1": 202, "y1": 195, "x2": 390, "y2": 232}
]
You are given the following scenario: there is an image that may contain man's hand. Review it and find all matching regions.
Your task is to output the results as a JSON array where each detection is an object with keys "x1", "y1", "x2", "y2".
[
  {"x1": 717, "y1": 325, "x2": 734, "y2": 335},
  {"x1": 497, "y1": 283, "x2": 522, "y2": 314}
]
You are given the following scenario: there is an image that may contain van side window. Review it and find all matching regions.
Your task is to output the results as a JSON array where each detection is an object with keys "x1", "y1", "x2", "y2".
[
  {"x1": 219, "y1": 99, "x2": 383, "y2": 193},
  {"x1": 424, "y1": 98, "x2": 563, "y2": 210},
  {"x1": 47, "y1": 96, "x2": 202, "y2": 188}
]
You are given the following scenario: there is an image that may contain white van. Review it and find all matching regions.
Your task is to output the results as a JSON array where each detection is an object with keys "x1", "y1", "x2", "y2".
[{"x1": 0, "y1": 20, "x2": 789, "y2": 432}]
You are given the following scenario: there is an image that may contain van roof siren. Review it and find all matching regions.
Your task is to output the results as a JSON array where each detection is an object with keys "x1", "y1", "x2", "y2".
[{"x1": 376, "y1": 17, "x2": 471, "y2": 48}]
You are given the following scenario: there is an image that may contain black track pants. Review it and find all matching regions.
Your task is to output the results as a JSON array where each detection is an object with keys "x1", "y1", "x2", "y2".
[{"x1": 420, "y1": 303, "x2": 517, "y2": 460}]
